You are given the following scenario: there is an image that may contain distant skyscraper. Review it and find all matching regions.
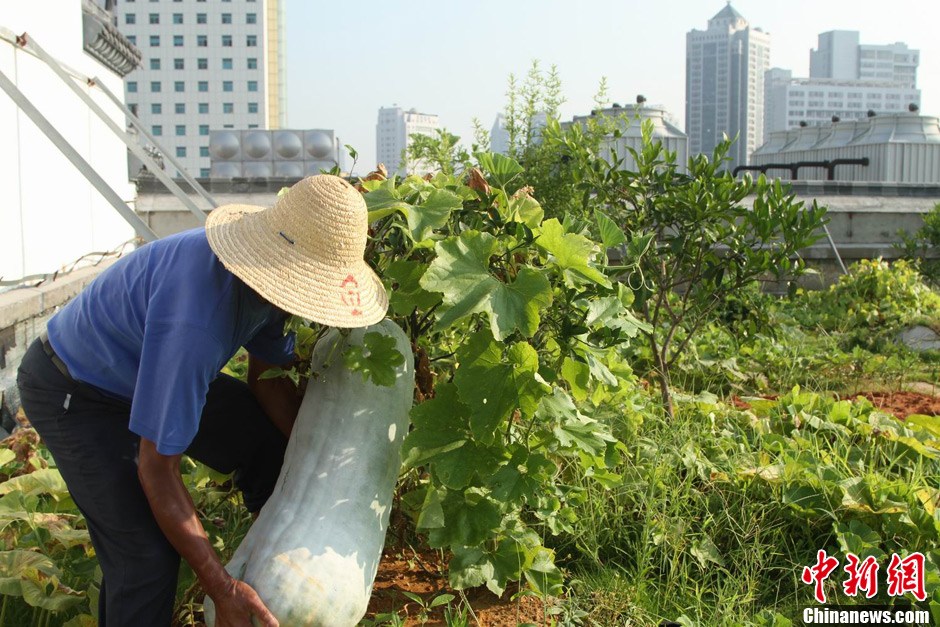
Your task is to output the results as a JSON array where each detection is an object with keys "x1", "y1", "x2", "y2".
[
  {"x1": 811, "y1": 31, "x2": 919, "y2": 88},
  {"x1": 764, "y1": 31, "x2": 920, "y2": 135},
  {"x1": 685, "y1": 3, "x2": 770, "y2": 170},
  {"x1": 113, "y1": 0, "x2": 286, "y2": 178},
  {"x1": 375, "y1": 106, "x2": 439, "y2": 176}
]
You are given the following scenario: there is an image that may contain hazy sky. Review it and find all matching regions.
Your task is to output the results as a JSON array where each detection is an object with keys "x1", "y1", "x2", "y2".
[{"x1": 284, "y1": 0, "x2": 938, "y2": 175}]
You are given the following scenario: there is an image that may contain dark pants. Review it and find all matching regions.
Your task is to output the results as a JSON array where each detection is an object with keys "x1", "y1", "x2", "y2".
[{"x1": 16, "y1": 338, "x2": 287, "y2": 627}]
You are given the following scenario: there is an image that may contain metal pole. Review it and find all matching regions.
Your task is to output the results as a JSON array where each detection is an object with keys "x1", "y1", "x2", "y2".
[
  {"x1": 18, "y1": 34, "x2": 207, "y2": 224},
  {"x1": 821, "y1": 222, "x2": 848, "y2": 275},
  {"x1": 0, "y1": 68, "x2": 157, "y2": 242},
  {"x1": 92, "y1": 76, "x2": 218, "y2": 209}
]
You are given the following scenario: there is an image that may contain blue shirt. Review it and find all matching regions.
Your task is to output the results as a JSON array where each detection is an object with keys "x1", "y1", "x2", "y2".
[{"x1": 46, "y1": 228, "x2": 295, "y2": 455}]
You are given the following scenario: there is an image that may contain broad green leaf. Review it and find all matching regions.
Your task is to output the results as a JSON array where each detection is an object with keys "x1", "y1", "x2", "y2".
[
  {"x1": 415, "y1": 485, "x2": 445, "y2": 530},
  {"x1": 488, "y1": 449, "x2": 555, "y2": 505},
  {"x1": 595, "y1": 210, "x2": 627, "y2": 248},
  {"x1": 505, "y1": 194, "x2": 544, "y2": 229},
  {"x1": 428, "y1": 493, "x2": 501, "y2": 548},
  {"x1": 421, "y1": 231, "x2": 552, "y2": 339},
  {"x1": 385, "y1": 260, "x2": 442, "y2": 316},
  {"x1": 64, "y1": 615, "x2": 97, "y2": 627},
  {"x1": 0, "y1": 469, "x2": 68, "y2": 500},
  {"x1": 561, "y1": 357, "x2": 591, "y2": 402},
  {"x1": 454, "y1": 331, "x2": 550, "y2": 442},
  {"x1": 407, "y1": 188, "x2": 462, "y2": 245},
  {"x1": 448, "y1": 546, "x2": 489, "y2": 590},
  {"x1": 539, "y1": 389, "x2": 615, "y2": 456},
  {"x1": 475, "y1": 152, "x2": 524, "y2": 188},
  {"x1": 523, "y1": 546, "x2": 564, "y2": 595},
  {"x1": 364, "y1": 179, "x2": 411, "y2": 222},
  {"x1": 402, "y1": 384, "x2": 470, "y2": 468},
  {"x1": 835, "y1": 519, "x2": 883, "y2": 558},
  {"x1": 535, "y1": 219, "x2": 611, "y2": 288},
  {"x1": 342, "y1": 332, "x2": 405, "y2": 387}
]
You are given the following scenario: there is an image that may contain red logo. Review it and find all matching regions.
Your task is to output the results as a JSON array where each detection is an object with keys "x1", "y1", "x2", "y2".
[
  {"x1": 340, "y1": 274, "x2": 363, "y2": 316},
  {"x1": 886, "y1": 552, "x2": 927, "y2": 602},
  {"x1": 802, "y1": 550, "x2": 840, "y2": 603},
  {"x1": 843, "y1": 554, "x2": 879, "y2": 599}
]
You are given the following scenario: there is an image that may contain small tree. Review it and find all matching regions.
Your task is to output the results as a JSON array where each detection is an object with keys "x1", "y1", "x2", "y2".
[{"x1": 552, "y1": 121, "x2": 827, "y2": 417}]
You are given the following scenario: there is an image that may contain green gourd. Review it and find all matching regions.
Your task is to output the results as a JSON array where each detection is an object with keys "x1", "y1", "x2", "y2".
[{"x1": 205, "y1": 319, "x2": 414, "y2": 626}]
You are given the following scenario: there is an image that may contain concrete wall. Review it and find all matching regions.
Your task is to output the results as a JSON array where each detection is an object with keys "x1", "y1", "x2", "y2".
[
  {"x1": 0, "y1": 3, "x2": 136, "y2": 282},
  {"x1": 0, "y1": 262, "x2": 114, "y2": 435}
]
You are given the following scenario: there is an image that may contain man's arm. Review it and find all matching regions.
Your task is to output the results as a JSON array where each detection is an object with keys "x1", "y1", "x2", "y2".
[
  {"x1": 247, "y1": 354, "x2": 302, "y2": 438},
  {"x1": 137, "y1": 437, "x2": 278, "y2": 627}
]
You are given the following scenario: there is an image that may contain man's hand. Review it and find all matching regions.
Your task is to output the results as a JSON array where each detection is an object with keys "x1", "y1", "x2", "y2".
[
  {"x1": 209, "y1": 577, "x2": 278, "y2": 627},
  {"x1": 136, "y1": 438, "x2": 278, "y2": 626}
]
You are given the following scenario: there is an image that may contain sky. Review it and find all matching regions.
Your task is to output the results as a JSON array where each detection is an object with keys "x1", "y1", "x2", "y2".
[{"x1": 283, "y1": 0, "x2": 939, "y2": 175}]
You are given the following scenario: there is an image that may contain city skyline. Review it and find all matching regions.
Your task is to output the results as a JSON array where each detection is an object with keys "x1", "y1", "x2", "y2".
[{"x1": 282, "y1": 0, "x2": 938, "y2": 175}]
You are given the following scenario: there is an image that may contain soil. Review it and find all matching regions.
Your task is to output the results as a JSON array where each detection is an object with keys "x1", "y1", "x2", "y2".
[{"x1": 365, "y1": 547, "x2": 548, "y2": 626}]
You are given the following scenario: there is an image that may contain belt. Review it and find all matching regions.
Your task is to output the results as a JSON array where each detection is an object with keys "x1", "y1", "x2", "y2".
[{"x1": 39, "y1": 332, "x2": 77, "y2": 385}]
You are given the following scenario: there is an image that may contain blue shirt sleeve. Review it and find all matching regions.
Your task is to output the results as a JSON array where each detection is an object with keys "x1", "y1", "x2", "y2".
[
  {"x1": 243, "y1": 313, "x2": 296, "y2": 365},
  {"x1": 129, "y1": 321, "x2": 226, "y2": 455}
]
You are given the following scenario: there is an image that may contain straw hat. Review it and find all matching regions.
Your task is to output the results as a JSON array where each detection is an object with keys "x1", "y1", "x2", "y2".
[{"x1": 205, "y1": 174, "x2": 388, "y2": 328}]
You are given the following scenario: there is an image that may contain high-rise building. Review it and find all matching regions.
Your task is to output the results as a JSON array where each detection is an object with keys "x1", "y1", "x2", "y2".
[
  {"x1": 764, "y1": 32, "x2": 920, "y2": 136},
  {"x1": 113, "y1": 0, "x2": 286, "y2": 179},
  {"x1": 685, "y1": 4, "x2": 770, "y2": 170},
  {"x1": 810, "y1": 31, "x2": 918, "y2": 88},
  {"x1": 376, "y1": 106, "x2": 439, "y2": 176}
]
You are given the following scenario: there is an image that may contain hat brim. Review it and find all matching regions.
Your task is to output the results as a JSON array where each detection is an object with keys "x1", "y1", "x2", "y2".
[{"x1": 205, "y1": 203, "x2": 388, "y2": 328}]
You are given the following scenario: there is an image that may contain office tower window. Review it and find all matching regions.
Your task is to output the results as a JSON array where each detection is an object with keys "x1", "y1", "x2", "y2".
[
  {"x1": 222, "y1": 58, "x2": 233, "y2": 70},
  {"x1": 221, "y1": 13, "x2": 232, "y2": 24},
  {"x1": 200, "y1": 146, "x2": 210, "y2": 157},
  {"x1": 172, "y1": 13, "x2": 183, "y2": 24},
  {"x1": 198, "y1": 58, "x2": 208, "y2": 70},
  {"x1": 152, "y1": 125, "x2": 162, "y2": 135},
  {"x1": 223, "y1": 103, "x2": 234, "y2": 113},
  {"x1": 127, "y1": 35, "x2": 136, "y2": 45},
  {"x1": 176, "y1": 146, "x2": 186, "y2": 157},
  {"x1": 197, "y1": 35, "x2": 208, "y2": 47},
  {"x1": 175, "y1": 103, "x2": 185, "y2": 114},
  {"x1": 200, "y1": 168, "x2": 210, "y2": 177},
  {"x1": 198, "y1": 103, "x2": 209, "y2": 114},
  {"x1": 246, "y1": 13, "x2": 257, "y2": 24},
  {"x1": 149, "y1": 58, "x2": 160, "y2": 70},
  {"x1": 174, "y1": 58, "x2": 184, "y2": 70},
  {"x1": 125, "y1": 14, "x2": 136, "y2": 24},
  {"x1": 247, "y1": 102, "x2": 258, "y2": 113},
  {"x1": 196, "y1": 13, "x2": 207, "y2": 24},
  {"x1": 151, "y1": 103, "x2": 162, "y2": 114},
  {"x1": 175, "y1": 125, "x2": 186, "y2": 136},
  {"x1": 150, "y1": 81, "x2": 161, "y2": 92},
  {"x1": 198, "y1": 81, "x2": 208, "y2": 92},
  {"x1": 149, "y1": 35, "x2": 160, "y2": 46},
  {"x1": 199, "y1": 124, "x2": 209, "y2": 136},
  {"x1": 247, "y1": 80, "x2": 258, "y2": 92},
  {"x1": 174, "y1": 81, "x2": 184, "y2": 92},
  {"x1": 128, "y1": 81, "x2": 138, "y2": 93},
  {"x1": 128, "y1": 103, "x2": 138, "y2": 115},
  {"x1": 149, "y1": 13, "x2": 159, "y2": 24},
  {"x1": 247, "y1": 58, "x2": 257, "y2": 69},
  {"x1": 173, "y1": 35, "x2": 183, "y2": 46},
  {"x1": 222, "y1": 35, "x2": 232, "y2": 47},
  {"x1": 222, "y1": 80, "x2": 233, "y2": 92},
  {"x1": 246, "y1": 35, "x2": 257, "y2": 47}
]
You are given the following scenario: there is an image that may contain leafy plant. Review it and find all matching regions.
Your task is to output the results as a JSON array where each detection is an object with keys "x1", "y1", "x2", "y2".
[{"x1": 551, "y1": 119, "x2": 826, "y2": 417}]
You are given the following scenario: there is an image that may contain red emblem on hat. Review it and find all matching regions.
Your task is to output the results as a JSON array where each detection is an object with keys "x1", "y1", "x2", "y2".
[{"x1": 340, "y1": 274, "x2": 362, "y2": 316}]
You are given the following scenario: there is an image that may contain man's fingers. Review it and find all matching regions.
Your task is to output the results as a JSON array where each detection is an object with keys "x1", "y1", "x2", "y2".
[{"x1": 246, "y1": 590, "x2": 278, "y2": 627}]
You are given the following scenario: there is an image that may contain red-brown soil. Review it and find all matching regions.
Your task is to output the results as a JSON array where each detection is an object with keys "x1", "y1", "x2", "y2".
[{"x1": 366, "y1": 547, "x2": 548, "y2": 626}]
